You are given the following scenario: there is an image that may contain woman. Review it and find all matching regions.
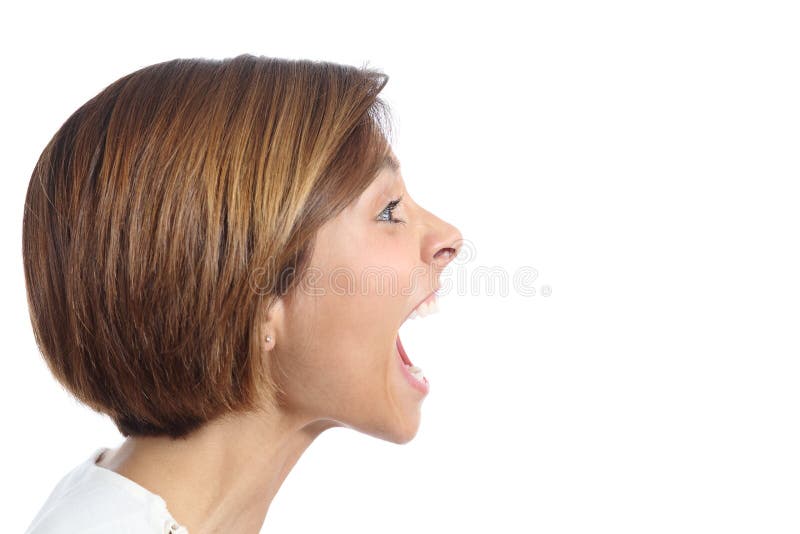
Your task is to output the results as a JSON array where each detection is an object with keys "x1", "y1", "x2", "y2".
[{"x1": 22, "y1": 54, "x2": 462, "y2": 533}]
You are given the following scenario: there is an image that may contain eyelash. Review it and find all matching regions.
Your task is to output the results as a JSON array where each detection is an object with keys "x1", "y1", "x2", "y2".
[{"x1": 377, "y1": 195, "x2": 405, "y2": 225}]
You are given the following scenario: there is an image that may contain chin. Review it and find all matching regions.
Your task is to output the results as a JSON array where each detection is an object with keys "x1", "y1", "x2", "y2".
[
  {"x1": 391, "y1": 425, "x2": 420, "y2": 445},
  {"x1": 366, "y1": 409, "x2": 422, "y2": 445}
]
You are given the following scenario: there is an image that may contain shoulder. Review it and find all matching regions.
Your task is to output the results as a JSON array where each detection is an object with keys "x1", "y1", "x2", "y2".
[{"x1": 25, "y1": 448, "x2": 180, "y2": 534}]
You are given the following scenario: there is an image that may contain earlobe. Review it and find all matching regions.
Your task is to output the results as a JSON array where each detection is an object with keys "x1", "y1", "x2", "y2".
[{"x1": 260, "y1": 295, "x2": 285, "y2": 352}]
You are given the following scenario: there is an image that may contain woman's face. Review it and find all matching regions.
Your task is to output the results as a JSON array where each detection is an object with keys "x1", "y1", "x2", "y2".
[{"x1": 271, "y1": 155, "x2": 462, "y2": 443}]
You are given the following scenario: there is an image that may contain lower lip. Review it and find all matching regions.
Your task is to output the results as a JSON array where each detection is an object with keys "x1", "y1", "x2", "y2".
[{"x1": 396, "y1": 335, "x2": 430, "y2": 396}]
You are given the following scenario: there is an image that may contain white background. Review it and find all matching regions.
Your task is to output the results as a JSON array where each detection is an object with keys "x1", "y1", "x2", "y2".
[{"x1": 2, "y1": 1, "x2": 799, "y2": 532}]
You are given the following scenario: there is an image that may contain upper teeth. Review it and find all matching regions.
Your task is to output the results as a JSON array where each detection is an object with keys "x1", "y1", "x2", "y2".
[{"x1": 408, "y1": 296, "x2": 439, "y2": 320}]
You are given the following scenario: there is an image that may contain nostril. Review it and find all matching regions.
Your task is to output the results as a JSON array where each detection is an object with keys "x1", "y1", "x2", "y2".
[{"x1": 434, "y1": 247, "x2": 455, "y2": 261}]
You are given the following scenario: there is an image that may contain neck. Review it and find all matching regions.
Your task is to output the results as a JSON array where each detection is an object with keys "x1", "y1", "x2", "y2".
[{"x1": 97, "y1": 408, "x2": 337, "y2": 534}]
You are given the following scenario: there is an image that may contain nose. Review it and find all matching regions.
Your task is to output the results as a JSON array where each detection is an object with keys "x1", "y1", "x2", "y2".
[{"x1": 422, "y1": 209, "x2": 463, "y2": 272}]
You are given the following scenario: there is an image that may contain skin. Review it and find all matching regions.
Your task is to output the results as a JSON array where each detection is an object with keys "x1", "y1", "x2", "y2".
[{"x1": 96, "y1": 154, "x2": 463, "y2": 533}]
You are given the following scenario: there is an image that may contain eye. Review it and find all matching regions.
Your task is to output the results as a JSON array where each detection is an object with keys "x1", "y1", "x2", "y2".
[{"x1": 376, "y1": 195, "x2": 406, "y2": 225}]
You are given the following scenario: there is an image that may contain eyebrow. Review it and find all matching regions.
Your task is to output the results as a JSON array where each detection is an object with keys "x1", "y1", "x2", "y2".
[{"x1": 381, "y1": 153, "x2": 401, "y2": 172}]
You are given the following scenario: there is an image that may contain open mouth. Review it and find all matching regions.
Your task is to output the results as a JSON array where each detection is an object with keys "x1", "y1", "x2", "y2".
[{"x1": 395, "y1": 291, "x2": 440, "y2": 391}]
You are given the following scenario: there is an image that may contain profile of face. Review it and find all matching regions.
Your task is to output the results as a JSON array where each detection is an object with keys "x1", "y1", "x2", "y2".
[{"x1": 267, "y1": 155, "x2": 462, "y2": 444}]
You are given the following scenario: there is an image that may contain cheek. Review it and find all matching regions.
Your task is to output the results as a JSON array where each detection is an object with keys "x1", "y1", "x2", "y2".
[
  {"x1": 276, "y1": 296, "x2": 394, "y2": 419},
  {"x1": 279, "y1": 225, "x2": 422, "y2": 409},
  {"x1": 360, "y1": 235, "x2": 419, "y2": 294},
  {"x1": 282, "y1": 273, "x2": 399, "y2": 386}
]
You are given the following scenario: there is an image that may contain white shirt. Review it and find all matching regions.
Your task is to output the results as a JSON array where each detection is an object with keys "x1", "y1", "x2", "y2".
[{"x1": 25, "y1": 447, "x2": 189, "y2": 534}]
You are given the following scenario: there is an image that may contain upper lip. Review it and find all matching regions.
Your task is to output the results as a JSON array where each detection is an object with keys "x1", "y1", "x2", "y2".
[{"x1": 403, "y1": 287, "x2": 440, "y2": 323}]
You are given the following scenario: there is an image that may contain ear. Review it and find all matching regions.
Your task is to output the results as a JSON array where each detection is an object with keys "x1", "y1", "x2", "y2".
[{"x1": 260, "y1": 294, "x2": 286, "y2": 353}]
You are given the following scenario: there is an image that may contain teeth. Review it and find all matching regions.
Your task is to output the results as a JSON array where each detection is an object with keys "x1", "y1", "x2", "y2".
[
  {"x1": 409, "y1": 296, "x2": 439, "y2": 320},
  {"x1": 405, "y1": 363, "x2": 425, "y2": 381}
]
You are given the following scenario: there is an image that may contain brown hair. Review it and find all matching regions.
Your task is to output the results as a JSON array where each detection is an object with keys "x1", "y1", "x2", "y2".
[{"x1": 22, "y1": 54, "x2": 394, "y2": 439}]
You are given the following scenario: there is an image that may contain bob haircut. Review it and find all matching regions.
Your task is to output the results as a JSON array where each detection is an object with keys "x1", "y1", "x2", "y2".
[{"x1": 22, "y1": 54, "x2": 394, "y2": 439}]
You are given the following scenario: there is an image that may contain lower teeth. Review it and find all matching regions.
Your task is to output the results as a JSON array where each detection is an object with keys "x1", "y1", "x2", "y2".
[{"x1": 405, "y1": 363, "x2": 425, "y2": 381}]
